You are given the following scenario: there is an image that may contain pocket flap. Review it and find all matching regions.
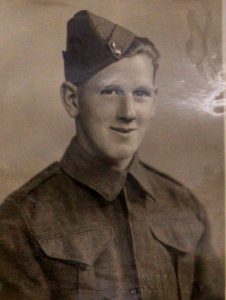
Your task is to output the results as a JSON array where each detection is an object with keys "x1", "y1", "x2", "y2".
[
  {"x1": 36, "y1": 225, "x2": 113, "y2": 267},
  {"x1": 150, "y1": 210, "x2": 204, "y2": 254}
]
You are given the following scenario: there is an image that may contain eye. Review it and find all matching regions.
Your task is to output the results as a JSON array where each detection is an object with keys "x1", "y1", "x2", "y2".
[
  {"x1": 100, "y1": 86, "x2": 122, "y2": 96},
  {"x1": 100, "y1": 88, "x2": 116, "y2": 95},
  {"x1": 134, "y1": 89, "x2": 151, "y2": 97}
]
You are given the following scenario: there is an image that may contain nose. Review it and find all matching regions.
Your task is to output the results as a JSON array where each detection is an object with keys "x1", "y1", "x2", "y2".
[{"x1": 117, "y1": 93, "x2": 136, "y2": 122}]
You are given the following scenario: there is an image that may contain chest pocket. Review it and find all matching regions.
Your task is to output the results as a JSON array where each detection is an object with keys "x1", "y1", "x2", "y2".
[
  {"x1": 36, "y1": 225, "x2": 113, "y2": 268},
  {"x1": 149, "y1": 209, "x2": 204, "y2": 254}
]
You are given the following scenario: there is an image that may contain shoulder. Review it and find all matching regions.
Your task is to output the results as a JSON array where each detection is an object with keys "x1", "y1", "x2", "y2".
[
  {"x1": 0, "y1": 162, "x2": 64, "y2": 214},
  {"x1": 139, "y1": 159, "x2": 184, "y2": 187},
  {"x1": 0, "y1": 162, "x2": 68, "y2": 233},
  {"x1": 137, "y1": 158, "x2": 188, "y2": 196},
  {"x1": 138, "y1": 159, "x2": 205, "y2": 220},
  {"x1": 6, "y1": 162, "x2": 60, "y2": 201}
]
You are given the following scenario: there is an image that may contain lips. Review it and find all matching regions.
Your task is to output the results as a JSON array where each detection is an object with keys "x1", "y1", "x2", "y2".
[{"x1": 110, "y1": 127, "x2": 137, "y2": 133}]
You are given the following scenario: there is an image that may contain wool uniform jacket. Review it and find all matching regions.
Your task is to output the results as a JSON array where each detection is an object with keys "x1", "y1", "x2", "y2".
[{"x1": 0, "y1": 138, "x2": 223, "y2": 300}]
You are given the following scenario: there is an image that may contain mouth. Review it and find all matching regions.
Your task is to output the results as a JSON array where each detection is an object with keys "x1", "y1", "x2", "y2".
[{"x1": 110, "y1": 127, "x2": 137, "y2": 133}]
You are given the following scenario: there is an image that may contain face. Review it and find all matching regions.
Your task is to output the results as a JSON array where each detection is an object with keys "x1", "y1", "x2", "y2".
[{"x1": 67, "y1": 54, "x2": 156, "y2": 168}]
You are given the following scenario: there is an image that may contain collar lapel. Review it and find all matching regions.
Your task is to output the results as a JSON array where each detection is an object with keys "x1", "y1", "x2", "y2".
[
  {"x1": 129, "y1": 156, "x2": 157, "y2": 201},
  {"x1": 60, "y1": 138, "x2": 127, "y2": 201}
]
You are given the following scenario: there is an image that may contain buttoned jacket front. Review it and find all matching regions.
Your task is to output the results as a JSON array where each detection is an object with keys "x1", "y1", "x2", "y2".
[{"x1": 0, "y1": 138, "x2": 223, "y2": 300}]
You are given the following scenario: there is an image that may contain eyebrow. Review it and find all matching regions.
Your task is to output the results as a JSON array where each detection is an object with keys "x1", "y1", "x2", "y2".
[
  {"x1": 101, "y1": 85, "x2": 123, "y2": 91},
  {"x1": 101, "y1": 85, "x2": 154, "y2": 91},
  {"x1": 134, "y1": 86, "x2": 153, "y2": 91}
]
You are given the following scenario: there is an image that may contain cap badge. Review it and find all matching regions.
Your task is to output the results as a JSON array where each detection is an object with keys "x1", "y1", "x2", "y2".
[{"x1": 110, "y1": 41, "x2": 122, "y2": 58}]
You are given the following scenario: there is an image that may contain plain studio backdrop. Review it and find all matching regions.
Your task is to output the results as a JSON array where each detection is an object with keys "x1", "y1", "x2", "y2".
[{"x1": 0, "y1": 0, "x2": 224, "y2": 265}]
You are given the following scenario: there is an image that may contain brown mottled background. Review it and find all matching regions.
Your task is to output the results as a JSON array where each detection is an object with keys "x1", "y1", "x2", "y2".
[{"x1": 0, "y1": 0, "x2": 224, "y2": 265}]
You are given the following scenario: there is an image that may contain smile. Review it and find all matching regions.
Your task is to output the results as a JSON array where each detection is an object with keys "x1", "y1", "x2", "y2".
[{"x1": 110, "y1": 127, "x2": 137, "y2": 133}]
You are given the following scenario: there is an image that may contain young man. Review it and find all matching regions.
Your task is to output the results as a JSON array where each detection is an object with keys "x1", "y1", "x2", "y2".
[{"x1": 0, "y1": 10, "x2": 223, "y2": 300}]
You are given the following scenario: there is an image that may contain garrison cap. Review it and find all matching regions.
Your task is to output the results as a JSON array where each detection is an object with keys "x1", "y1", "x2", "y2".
[{"x1": 63, "y1": 10, "x2": 136, "y2": 84}]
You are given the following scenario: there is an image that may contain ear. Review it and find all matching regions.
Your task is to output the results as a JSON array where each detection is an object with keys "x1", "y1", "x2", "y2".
[
  {"x1": 60, "y1": 81, "x2": 79, "y2": 118},
  {"x1": 150, "y1": 87, "x2": 158, "y2": 117}
]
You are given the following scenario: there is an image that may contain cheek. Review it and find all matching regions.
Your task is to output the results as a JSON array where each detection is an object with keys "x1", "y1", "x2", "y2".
[
  {"x1": 136, "y1": 102, "x2": 155, "y2": 126},
  {"x1": 79, "y1": 99, "x2": 116, "y2": 127}
]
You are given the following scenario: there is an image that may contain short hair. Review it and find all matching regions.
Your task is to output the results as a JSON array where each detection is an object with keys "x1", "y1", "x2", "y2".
[
  {"x1": 124, "y1": 37, "x2": 160, "y2": 83},
  {"x1": 75, "y1": 37, "x2": 160, "y2": 87}
]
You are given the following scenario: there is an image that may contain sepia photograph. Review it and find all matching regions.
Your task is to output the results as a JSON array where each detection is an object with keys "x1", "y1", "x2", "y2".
[{"x1": 0, "y1": 0, "x2": 224, "y2": 299}]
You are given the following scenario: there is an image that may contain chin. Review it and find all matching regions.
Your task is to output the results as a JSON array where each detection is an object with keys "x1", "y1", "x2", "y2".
[{"x1": 105, "y1": 146, "x2": 138, "y2": 162}]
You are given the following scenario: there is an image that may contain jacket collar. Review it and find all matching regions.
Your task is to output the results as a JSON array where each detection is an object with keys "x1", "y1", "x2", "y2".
[{"x1": 60, "y1": 137, "x2": 156, "y2": 201}]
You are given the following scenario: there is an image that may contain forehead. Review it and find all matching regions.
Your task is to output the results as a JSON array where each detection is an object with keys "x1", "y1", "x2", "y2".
[{"x1": 81, "y1": 54, "x2": 154, "y2": 90}]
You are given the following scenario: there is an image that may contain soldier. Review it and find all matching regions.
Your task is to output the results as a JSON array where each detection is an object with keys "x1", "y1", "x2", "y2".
[{"x1": 0, "y1": 10, "x2": 223, "y2": 300}]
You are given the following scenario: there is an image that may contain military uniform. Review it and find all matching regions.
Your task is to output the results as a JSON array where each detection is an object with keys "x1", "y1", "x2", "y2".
[
  {"x1": 0, "y1": 10, "x2": 223, "y2": 300},
  {"x1": 0, "y1": 138, "x2": 223, "y2": 300}
]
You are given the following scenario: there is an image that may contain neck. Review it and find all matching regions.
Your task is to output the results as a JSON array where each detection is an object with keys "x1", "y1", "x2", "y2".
[
  {"x1": 75, "y1": 137, "x2": 133, "y2": 172},
  {"x1": 110, "y1": 157, "x2": 133, "y2": 171}
]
